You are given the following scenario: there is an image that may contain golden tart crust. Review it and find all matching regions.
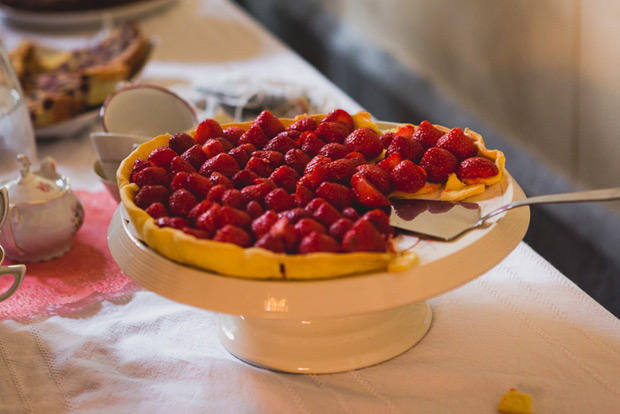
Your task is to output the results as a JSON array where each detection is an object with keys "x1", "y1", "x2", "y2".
[{"x1": 118, "y1": 112, "x2": 504, "y2": 280}]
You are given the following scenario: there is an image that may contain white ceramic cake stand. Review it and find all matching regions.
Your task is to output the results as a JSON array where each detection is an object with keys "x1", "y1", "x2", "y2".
[{"x1": 108, "y1": 174, "x2": 528, "y2": 374}]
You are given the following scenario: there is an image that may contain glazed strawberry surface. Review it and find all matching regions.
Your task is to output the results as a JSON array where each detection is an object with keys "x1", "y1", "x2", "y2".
[{"x1": 126, "y1": 109, "x2": 503, "y2": 256}]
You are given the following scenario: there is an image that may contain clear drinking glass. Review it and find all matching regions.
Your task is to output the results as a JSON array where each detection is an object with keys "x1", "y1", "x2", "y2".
[{"x1": 0, "y1": 39, "x2": 37, "y2": 184}]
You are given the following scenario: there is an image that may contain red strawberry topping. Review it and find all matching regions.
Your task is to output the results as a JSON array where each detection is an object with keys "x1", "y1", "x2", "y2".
[
  {"x1": 456, "y1": 157, "x2": 499, "y2": 180},
  {"x1": 194, "y1": 119, "x2": 224, "y2": 145},
  {"x1": 390, "y1": 160, "x2": 427, "y2": 193},
  {"x1": 436, "y1": 127, "x2": 478, "y2": 160},
  {"x1": 419, "y1": 147, "x2": 458, "y2": 183},
  {"x1": 412, "y1": 120, "x2": 443, "y2": 149},
  {"x1": 343, "y1": 128, "x2": 383, "y2": 160}
]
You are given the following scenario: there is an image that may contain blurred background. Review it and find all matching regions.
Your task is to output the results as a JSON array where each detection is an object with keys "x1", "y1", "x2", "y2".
[{"x1": 234, "y1": 0, "x2": 620, "y2": 316}]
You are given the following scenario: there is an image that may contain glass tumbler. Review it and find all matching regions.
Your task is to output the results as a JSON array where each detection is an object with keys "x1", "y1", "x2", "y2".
[{"x1": 0, "y1": 39, "x2": 37, "y2": 184}]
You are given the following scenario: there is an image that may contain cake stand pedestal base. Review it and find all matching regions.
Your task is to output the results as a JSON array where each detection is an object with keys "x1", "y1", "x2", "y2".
[{"x1": 217, "y1": 301, "x2": 432, "y2": 374}]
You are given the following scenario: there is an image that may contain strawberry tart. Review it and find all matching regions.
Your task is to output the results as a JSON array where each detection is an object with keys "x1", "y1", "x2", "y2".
[{"x1": 118, "y1": 109, "x2": 505, "y2": 279}]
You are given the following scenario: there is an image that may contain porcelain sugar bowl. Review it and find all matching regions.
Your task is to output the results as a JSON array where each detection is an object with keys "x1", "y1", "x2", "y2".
[{"x1": 0, "y1": 155, "x2": 84, "y2": 262}]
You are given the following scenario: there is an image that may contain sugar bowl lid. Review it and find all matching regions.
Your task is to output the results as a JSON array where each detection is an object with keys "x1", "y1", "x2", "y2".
[{"x1": 3, "y1": 154, "x2": 69, "y2": 204}]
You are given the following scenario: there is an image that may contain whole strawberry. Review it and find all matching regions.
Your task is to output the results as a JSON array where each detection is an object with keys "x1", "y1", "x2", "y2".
[
  {"x1": 390, "y1": 160, "x2": 427, "y2": 193},
  {"x1": 456, "y1": 157, "x2": 499, "y2": 181},
  {"x1": 412, "y1": 120, "x2": 444, "y2": 149},
  {"x1": 435, "y1": 127, "x2": 478, "y2": 160},
  {"x1": 419, "y1": 147, "x2": 457, "y2": 183},
  {"x1": 343, "y1": 128, "x2": 383, "y2": 160}
]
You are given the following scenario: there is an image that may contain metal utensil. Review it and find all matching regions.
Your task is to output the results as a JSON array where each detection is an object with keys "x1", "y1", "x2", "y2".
[{"x1": 390, "y1": 186, "x2": 620, "y2": 241}]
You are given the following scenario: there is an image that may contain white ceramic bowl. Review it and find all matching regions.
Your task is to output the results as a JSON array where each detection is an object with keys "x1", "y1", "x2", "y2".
[
  {"x1": 94, "y1": 160, "x2": 120, "y2": 203},
  {"x1": 90, "y1": 131, "x2": 148, "y2": 179},
  {"x1": 100, "y1": 83, "x2": 197, "y2": 136}
]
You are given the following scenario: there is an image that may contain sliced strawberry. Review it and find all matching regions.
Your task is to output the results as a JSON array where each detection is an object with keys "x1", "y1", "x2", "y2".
[
  {"x1": 316, "y1": 121, "x2": 349, "y2": 143},
  {"x1": 194, "y1": 118, "x2": 224, "y2": 145},
  {"x1": 350, "y1": 172, "x2": 391, "y2": 208},
  {"x1": 436, "y1": 127, "x2": 478, "y2": 160},
  {"x1": 168, "y1": 188, "x2": 198, "y2": 217},
  {"x1": 456, "y1": 157, "x2": 499, "y2": 180},
  {"x1": 298, "y1": 232, "x2": 341, "y2": 254},
  {"x1": 412, "y1": 120, "x2": 444, "y2": 149},
  {"x1": 376, "y1": 153, "x2": 403, "y2": 174},
  {"x1": 169, "y1": 132, "x2": 196, "y2": 154},
  {"x1": 342, "y1": 219, "x2": 387, "y2": 252},
  {"x1": 419, "y1": 147, "x2": 458, "y2": 183},
  {"x1": 288, "y1": 116, "x2": 318, "y2": 133},
  {"x1": 315, "y1": 182, "x2": 352, "y2": 209},
  {"x1": 238, "y1": 125, "x2": 269, "y2": 149},
  {"x1": 386, "y1": 135, "x2": 424, "y2": 162},
  {"x1": 394, "y1": 124, "x2": 415, "y2": 138},
  {"x1": 322, "y1": 108, "x2": 355, "y2": 133},
  {"x1": 304, "y1": 197, "x2": 328, "y2": 213},
  {"x1": 355, "y1": 164, "x2": 391, "y2": 195},
  {"x1": 390, "y1": 160, "x2": 427, "y2": 193},
  {"x1": 134, "y1": 185, "x2": 170, "y2": 209},
  {"x1": 343, "y1": 128, "x2": 383, "y2": 160},
  {"x1": 213, "y1": 224, "x2": 251, "y2": 247}
]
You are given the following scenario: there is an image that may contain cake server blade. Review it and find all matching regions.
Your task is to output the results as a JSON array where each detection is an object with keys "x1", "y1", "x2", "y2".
[{"x1": 390, "y1": 185, "x2": 620, "y2": 241}]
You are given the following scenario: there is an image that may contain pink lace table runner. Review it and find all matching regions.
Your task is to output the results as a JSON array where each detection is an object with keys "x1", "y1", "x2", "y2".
[{"x1": 0, "y1": 190, "x2": 140, "y2": 320}]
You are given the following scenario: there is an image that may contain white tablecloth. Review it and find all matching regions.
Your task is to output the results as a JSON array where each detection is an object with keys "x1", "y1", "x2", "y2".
[{"x1": 1, "y1": 1, "x2": 619, "y2": 413}]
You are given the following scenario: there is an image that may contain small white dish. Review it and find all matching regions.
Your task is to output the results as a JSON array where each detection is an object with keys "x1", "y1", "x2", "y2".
[
  {"x1": 101, "y1": 83, "x2": 197, "y2": 137},
  {"x1": 94, "y1": 160, "x2": 120, "y2": 203},
  {"x1": 90, "y1": 131, "x2": 148, "y2": 178}
]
